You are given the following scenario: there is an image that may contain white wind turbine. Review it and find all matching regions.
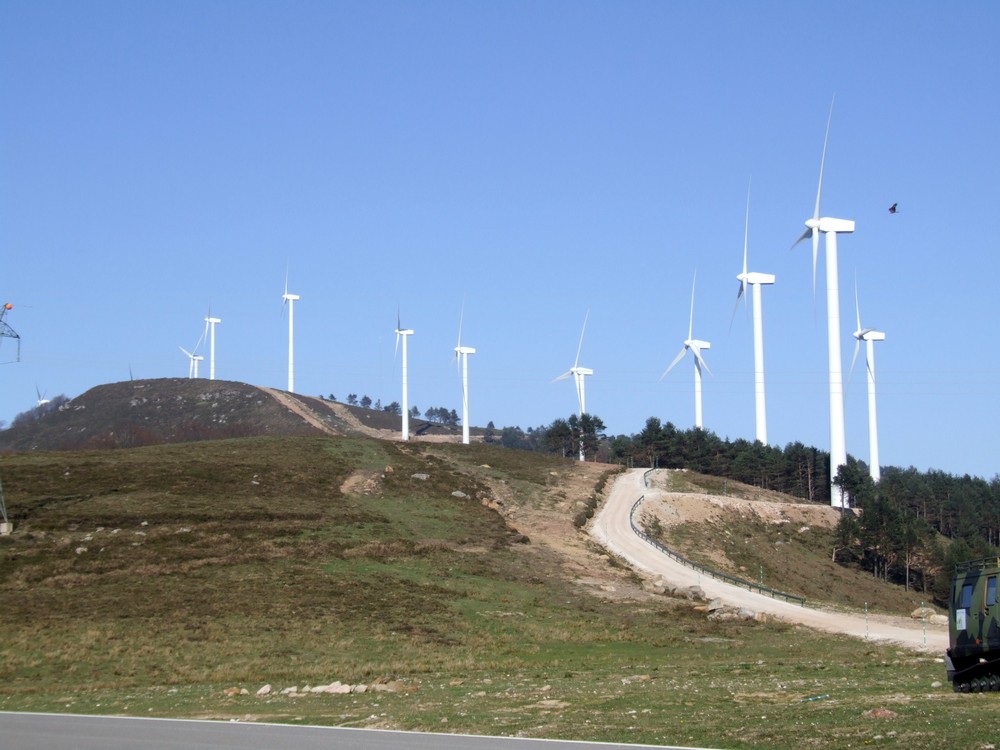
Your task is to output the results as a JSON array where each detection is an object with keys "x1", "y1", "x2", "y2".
[
  {"x1": 179, "y1": 346, "x2": 204, "y2": 378},
  {"x1": 205, "y1": 311, "x2": 221, "y2": 381},
  {"x1": 662, "y1": 273, "x2": 712, "y2": 429},
  {"x1": 179, "y1": 318, "x2": 208, "y2": 379},
  {"x1": 553, "y1": 310, "x2": 594, "y2": 461},
  {"x1": 734, "y1": 180, "x2": 775, "y2": 444},
  {"x1": 394, "y1": 311, "x2": 414, "y2": 441},
  {"x1": 793, "y1": 97, "x2": 855, "y2": 509},
  {"x1": 35, "y1": 385, "x2": 50, "y2": 406},
  {"x1": 453, "y1": 306, "x2": 476, "y2": 445},
  {"x1": 282, "y1": 272, "x2": 300, "y2": 393},
  {"x1": 851, "y1": 283, "x2": 885, "y2": 483}
]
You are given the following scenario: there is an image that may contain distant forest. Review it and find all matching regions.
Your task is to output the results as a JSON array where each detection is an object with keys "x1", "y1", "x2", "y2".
[{"x1": 497, "y1": 414, "x2": 1000, "y2": 600}]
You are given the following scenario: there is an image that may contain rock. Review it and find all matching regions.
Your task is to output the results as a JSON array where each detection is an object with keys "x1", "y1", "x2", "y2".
[
  {"x1": 706, "y1": 598, "x2": 725, "y2": 612},
  {"x1": 75, "y1": 546, "x2": 88, "y2": 555},
  {"x1": 931, "y1": 681, "x2": 943, "y2": 689},
  {"x1": 451, "y1": 491, "x2": 468, "y2": 498},
  {"x1": 929, "y1": 614, "x2": 948, "y2": 625},
  {"x1": 352, "y1": 684, "x2": 368, "y2": 693},
  {"x1": 280, "y1": 687, "x2": 298, "y2": 695},
  {"x1": 256, "y1": 684, "x2": 272, "y2": 696},
  {"x1": 223, "y1": 687, "x2": 241, "y2": 696},
  {"x1": 911, "y1": 607, "x2": 935, "y2": 620},
  {"x1": 385, "y1": 465, "x2": 394, "y2": 473},
  {"x1": 686, "y1": 585, "x2": 706, "y2": 601},
  {"x1": 411, "y1": 473, "x2": 429, "y2": 481}
]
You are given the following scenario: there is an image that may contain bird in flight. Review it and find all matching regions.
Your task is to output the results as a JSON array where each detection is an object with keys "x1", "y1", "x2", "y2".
[{"x1": 888, "y1": 203, "x2": 898, "y2": 214}]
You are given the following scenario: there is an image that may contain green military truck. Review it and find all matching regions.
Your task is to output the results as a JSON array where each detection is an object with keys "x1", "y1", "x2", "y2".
[{"x1": 947, "y1": 558, "x2": 1000, "y2": 692}]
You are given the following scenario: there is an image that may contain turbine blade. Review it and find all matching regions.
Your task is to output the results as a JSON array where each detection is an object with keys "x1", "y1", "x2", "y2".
[
  {"x1": 691, "y1": 345, "x2": 712, "y2": 377},
  {"x1": 688, "y1": 271, "x2": 697, "y2": 341},
  {"x1": 729, "y1": 284, "x2": 745, "y2": 333},
  {"x1": 743, "y1": 177, "x2": 751, "y2": 278},
  {"x1": 552, "y1": 370, "x2": 573, "y2": 383},
  {"x1": 854, "y1": 279, "x2": 862, "y2": 332},
  {"x1": 792, "y1": 226, "x2": 812, "y2": 249},
  {"x1": 812, "y1": 228, "x2": 819, "y2": 298},
  {"x1": 574, "y1": 310, "x2": 589, "y2": 368},
  {"x1": 660, "y1": 347, "x2": 688, "y2": 380},
  {"x1": 815, "y1": 95, "x2": 835, "y2": 222},
  {"x1": 179, "y1": 346, "x2": 192, "y2": 358},
  {"x1": 849, "y1": 339, "x2": 861, "y2": 380}
]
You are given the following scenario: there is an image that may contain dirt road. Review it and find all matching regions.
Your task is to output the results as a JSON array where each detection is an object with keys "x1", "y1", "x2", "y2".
[{"x1": 590, "y1": 468, "x2": 947, "y2": 654}]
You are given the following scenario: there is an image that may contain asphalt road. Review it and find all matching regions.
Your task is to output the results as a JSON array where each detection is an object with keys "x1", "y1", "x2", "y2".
[
  {"x1": 590, "y1": 468, "x2": 947, "y2": 653},
  {"x1": 0, "y1": 713, "x2": 712, "y2": 750}
]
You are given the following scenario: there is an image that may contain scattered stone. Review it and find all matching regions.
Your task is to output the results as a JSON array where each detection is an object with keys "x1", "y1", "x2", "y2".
[
  {"x1": 411, "y1": 473, "x2": 429, "y2": 481},
  {"x1": 929, "y1": 614, "x2": 948, "y2": 625},
  {"x1": 75, "y1": 546, "x2": 88, "y2": 555},
  {"x1": 706, "y1": 598, "x2": 725, "y2": 612},
  {"x1": 931, "y1": 681, "x2": 943, "y2": 689},
  {"x1": 798, "y1": 526, "x2": 810, "y2": 534},
  {"x1": 385, "y1": 465, "x2": 394, "y2": 473},
  {"x1": 256, "y1": 684, "x2": 272, "y2": 697},
  {"x1": 479, "y1": 464, "x2": 491, "y2": 469},
  {"x1": 223, "y1": 687, "x2": 241, "y2": 696},
  {"x1": 451, "y1": 491, "x2": 468, "y2": 498}
]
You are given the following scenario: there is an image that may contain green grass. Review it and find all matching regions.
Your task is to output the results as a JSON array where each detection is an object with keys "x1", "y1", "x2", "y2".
[{"x1": 0, "y1": 436, "x2": 988, "y2": 749}]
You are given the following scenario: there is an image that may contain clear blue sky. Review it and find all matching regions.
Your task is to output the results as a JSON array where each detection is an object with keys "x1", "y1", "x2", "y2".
[{"x1": 1, "y1": 1, "x2": 997, "y2": 479}]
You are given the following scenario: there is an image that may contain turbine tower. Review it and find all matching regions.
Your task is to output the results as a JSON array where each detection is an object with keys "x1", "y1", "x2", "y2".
[
  {"x1": 453, "y1": 306, "x2": 476, "y2": 445},
  {"x1": 793, "y1": 97, "x2": 855, "y2": 509},
  {"x1": 205, "y1": 313, "x2": 221, "y2": 381},
  {"x1": 282, "y1": 274, "x2": 300, "y2": 393},
  {"x1": 394, "y1": 312, "x2": 414, "y2": 441},
  {"x1": 851, "y1": 284, "x2": 886, "y2": 483},
  {"x1": 734, "y1": 180, "x2": 775, "y2": 444},
  {"x1": 662, "y1": 273, "x2": 712, "y2": 429},
  {"x1": 553, "y1": 311, "x2": 593, "y2": 461}
]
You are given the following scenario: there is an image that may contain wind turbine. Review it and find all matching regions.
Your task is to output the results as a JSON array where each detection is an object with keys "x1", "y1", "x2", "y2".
[
  {"x1": 282, "y1": 272, "x2": 300, "y2": 393},
  {"x1": 662, "y1": 273, "x2": 712, "y2": 429},
  {"x1": 35, "y1": 385, "x2": 50, "y2": 406},
  {"x1": 851, "y1": 283, "x2": 886, "y2": 483},
  {"x1": 793, "y1": 97, "x2": 855, "y2": 509},
  {"x1": 394, "y1": 311, "x2": 414, "y2": 441},
  {"x1": 178, "y1": 347, "x2": 204, "y2": 378},
  {"x1": 553, "y1": 311, "x2": 593, "y2": 461},
  {"x1": 734, "y1": 180, "x2": 775, "y2": 444},
  {"x1": 205, "y1": 311, "x2": 221, "y2": 381},
  {"x1": 453, "y1": 305, "x2": 476, "y2": 445}
]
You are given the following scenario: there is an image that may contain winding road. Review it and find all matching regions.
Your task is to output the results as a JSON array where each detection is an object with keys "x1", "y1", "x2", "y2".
[{"x1": 590, "y1": 469, "x2": 947, "y2": 653}]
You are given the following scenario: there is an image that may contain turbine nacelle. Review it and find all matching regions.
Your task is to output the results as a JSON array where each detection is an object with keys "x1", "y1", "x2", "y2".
[
  {"x1": 455, "y1": 346, "x2": 476, "y2": 356},
  {"x1": 854, "y1": 329, "x2": 885, "y2": 342},
  {"x1": 740, "y1": 271, "x2": 775, "y2": 286},
  {"x1": 818, "y1": 217, "x2": 855, "y2": 234}
]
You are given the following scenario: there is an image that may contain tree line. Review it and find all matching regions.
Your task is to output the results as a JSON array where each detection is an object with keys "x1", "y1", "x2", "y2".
[{"x1": 500, "y1": 413, "x2": 1000, "y2": 602}]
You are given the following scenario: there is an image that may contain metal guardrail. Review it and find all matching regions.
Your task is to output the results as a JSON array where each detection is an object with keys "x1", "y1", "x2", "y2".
[{"x1": 632, "y1": 470, "x2": 806, "y2": 606}]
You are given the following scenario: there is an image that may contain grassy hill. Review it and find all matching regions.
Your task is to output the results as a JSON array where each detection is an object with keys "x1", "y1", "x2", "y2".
[
  {"x1": 0, "y1": 382, "x2": 984, "y2": 748},
  {"x1": 0, "y1": 378, "x2": 460, "y2": 451}
]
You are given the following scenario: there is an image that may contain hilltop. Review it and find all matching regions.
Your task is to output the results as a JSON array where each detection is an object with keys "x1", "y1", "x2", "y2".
[{"x1": 0, "y1": 378, "x2": 460, "y2": 452}]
